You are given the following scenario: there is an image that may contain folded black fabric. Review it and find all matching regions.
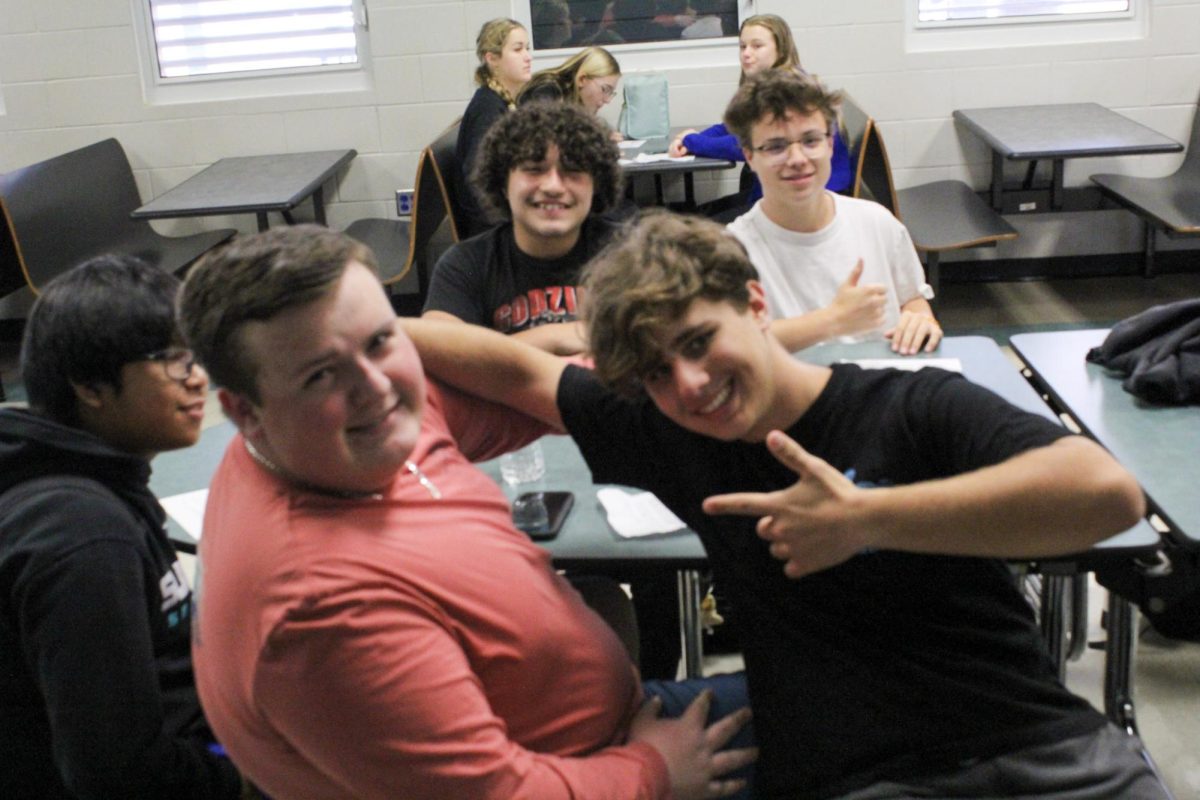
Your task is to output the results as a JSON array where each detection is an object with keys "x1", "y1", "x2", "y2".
[{"x1": 1086, "y1": 298, "x2": 1200, "y2": 405}]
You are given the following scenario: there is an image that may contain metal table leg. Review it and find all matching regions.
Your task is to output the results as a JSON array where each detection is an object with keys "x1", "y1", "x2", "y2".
[
  {"x1": 678, "y1": 569, "x2": 704, "y2": 678},
  {"x1": 1104, "y1": 591, "x2": 1139, "y2": 735}
]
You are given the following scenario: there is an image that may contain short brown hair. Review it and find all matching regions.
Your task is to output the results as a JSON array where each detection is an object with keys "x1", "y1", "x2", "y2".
[
  {"x1": 473, "y1": 101, "x2": 622, "y2": 222},
  {"x1": 178, "y1": 225, "x2": 375, "y2": 402},
  {"x1": 723, "y1": 70, "x2": 842, "y2": 149},
  {"x1": 581, "y1": 210, "x2": 757, "y2": 396}
]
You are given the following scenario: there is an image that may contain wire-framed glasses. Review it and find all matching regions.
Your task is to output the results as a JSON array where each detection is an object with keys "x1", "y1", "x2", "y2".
[
  {"x1": 143, "y1": 347, "x2": 197, "y2": 382},
  {"x1": 751, "y1": 131, "x2": 832, "y2": 164}
]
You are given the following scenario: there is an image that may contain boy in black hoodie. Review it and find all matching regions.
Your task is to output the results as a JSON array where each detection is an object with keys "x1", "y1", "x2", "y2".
[{"x1": 0, "y1": 255, "x2": 243, "y2": 799}]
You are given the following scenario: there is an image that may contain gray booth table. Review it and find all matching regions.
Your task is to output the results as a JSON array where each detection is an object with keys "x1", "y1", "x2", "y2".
[
  {"x1": 953, "y1": 103, "x2": 1182, "y2": 212},
  {"x1": 619, "y1": 135, "x2": 735, "y2": 208},
  {"x1": 132, "y1": 149, "x2": 356, "y2": 231}
]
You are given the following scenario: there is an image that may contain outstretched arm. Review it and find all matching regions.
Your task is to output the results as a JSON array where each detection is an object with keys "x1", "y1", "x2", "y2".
[
  {"x1": 768, "y1": 260, "x2": 886, "y2": 352},
  {"x1": 401, "y1": 317, "x2": 567, "y2": 430},
  {"x1": 703, "y1": 430, "x2": 1145, "y2": 578}
]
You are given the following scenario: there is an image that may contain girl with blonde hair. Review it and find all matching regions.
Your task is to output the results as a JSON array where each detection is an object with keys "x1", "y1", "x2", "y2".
[{"x1": 457, "y1": 18, "x2": 533, "y2": 236}]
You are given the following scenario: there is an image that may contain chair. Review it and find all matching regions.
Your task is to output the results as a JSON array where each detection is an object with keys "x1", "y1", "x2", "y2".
[
  {"x1": 343, "y1": 120, "x2": 463, "y2": 315},
  {"x1": 839, "y1": 92, "x2": 872, "y2": 197},
  {"x1": 855, "y1": 120, "x2": 1018, "y2": 299},
  {"x1": 428, "y1": 119, "x2": 466, "y2": 240},
  {"x1": 1091, "y1": 94, "x2": 1200, "y2": 278},
  {"x1": 0, "y1": 138, "x2": 236, "y2": 294}
]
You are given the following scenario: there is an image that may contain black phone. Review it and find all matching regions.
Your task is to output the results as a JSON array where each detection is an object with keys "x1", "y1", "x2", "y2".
[{"x1": 514, "y1": 491, "x2": 574, "y2": 540}]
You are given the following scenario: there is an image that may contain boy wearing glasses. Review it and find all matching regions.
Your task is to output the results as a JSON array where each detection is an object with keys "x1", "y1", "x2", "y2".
[
  {"x1": 727, "y1": 71, "x2": 943, "y2": 356},
  {"x1": 0, "y1": 256, "x2": 242, "y2": 798}
]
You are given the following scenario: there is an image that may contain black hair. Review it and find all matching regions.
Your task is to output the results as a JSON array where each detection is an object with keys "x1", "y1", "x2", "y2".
[{"x1": 20, "y1": 254, "x2": 180, "y2": 426}]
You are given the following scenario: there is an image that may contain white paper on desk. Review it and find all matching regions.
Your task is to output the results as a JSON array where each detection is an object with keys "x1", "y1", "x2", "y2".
[
  {"x1": 847, "y1": 357, "x2": 962, "y2": 373},
  {"x1": 618, "y1": 139, "x2": 645, "y2": 149},
  {"x1": 161, "y1": 489, "x2": 209, "y2": 541},
  {"x1": 596, "y1": 487, "x2": 688, "y2": 538}
]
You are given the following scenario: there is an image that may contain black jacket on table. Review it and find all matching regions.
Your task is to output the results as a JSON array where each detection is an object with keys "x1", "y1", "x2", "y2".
[{"x1": 0, "y1": 408, "x2": 240, "y2": 799}]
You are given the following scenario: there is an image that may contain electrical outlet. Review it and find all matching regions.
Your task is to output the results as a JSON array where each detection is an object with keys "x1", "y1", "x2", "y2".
[{"x1": 396, "y1": 189, "x2": 414, "y2": 216}]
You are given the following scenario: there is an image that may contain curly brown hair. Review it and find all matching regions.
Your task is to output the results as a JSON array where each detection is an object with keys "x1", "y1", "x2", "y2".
[
  {"x1": 581, "y1": 210, "x2": 758, "y2": 397},
  {"x1": 471, "y1": 101, "x2": 622, "y2": 223}
]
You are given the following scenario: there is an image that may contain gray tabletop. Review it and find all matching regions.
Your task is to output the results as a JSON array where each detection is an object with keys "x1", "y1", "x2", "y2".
[
  {"x1": 132, "y1": 149, "x2": 356, "y2": 219},
  {"x1": 953, "y1": 104, "x2": 1182, "y2": 161},
  {"x1": 1011, "y1": 329, "x2": 1198, "y2": 547}
]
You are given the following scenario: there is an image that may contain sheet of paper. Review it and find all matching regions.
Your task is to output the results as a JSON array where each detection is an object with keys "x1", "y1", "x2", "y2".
[
  {"x1": 617, "y1": 139, "x2": 645, "y2": 149},
  {"x1": 847, "y1": 357, "x2": 963, "y2": 373},
  {"x1": 596, "y1": 487, "x2": 688, "y2": 538},
  {"x1": 160, "y1": 488, "x2": 209, "y2": 541}
]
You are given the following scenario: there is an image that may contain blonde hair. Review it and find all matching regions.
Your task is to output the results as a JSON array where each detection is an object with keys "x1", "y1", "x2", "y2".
[
  {"x1": 519, "y1": 46, "x2": 621, "y2": 107},
  {"x1": 738, "y1": 14, "x2": 802, "y2": 85},
  {"x1": 475, "y1": 18, "x2": 526, "y2": 91}
]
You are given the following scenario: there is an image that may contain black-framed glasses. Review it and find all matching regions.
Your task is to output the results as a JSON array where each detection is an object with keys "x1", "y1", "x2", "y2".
[
  {"x1": 143, "y1": 347, "x2": 196, "y2": 382},
  {"x1": 751, "y1": 131, "x2": 832, "y2": 163}
]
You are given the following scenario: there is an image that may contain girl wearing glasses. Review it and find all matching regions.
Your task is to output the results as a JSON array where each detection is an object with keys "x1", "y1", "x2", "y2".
[
  {"x1": 518, "y1": 47, "x2": 624, "y2": 140},
  {"x1": 667, "y1": 14, "x2": 851, "y2": 215},
  {"x1": 458, "y1": 18, "x2": 534, "y2": 236}
]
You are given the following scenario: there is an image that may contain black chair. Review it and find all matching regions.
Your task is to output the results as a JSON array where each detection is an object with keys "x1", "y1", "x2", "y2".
[
  {"x1": 0, "y1": 138, "x2": 235, "y2": 294},
  {"x1": 428, "y1": 120, "x2": 467, "y2": 240},
  {"x1": 1091, "y1": 93, "x2": 1200, "y2": 277},
  {"x1": 855, "y1": 120, "x2": 1017, "y2": 300},
  {"x1": 344, "y1": 121, "x2": 463, "y2": 316}
]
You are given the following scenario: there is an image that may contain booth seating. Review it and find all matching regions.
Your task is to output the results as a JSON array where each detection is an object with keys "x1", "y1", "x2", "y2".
[
  {"x1": 849, "y1": 110, "x2": 1017, "y2": 300},
  {"x1": 0, "y1": 138, "x2": 235, "y2": 295},
  {"x1": 344, "y1": 121, "x2": 462, "y2": 316},
  {"x1": 1091, "y1": 93, "x2": 1200, "y2": 278}
]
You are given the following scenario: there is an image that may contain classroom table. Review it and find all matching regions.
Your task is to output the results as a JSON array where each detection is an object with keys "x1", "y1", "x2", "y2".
[
  {"x1": 953, "y1": 104, "x2": 1183, "y2": 212},
  {"x1": 1010, "y1": 329, "x2": 1198, "y2": 548},
  {"x1": 619, "y1": 136, "x2": 735, "y2": 208},
  {"x1": 132, "y1": 149, "x2": 357, "y2": 231},
  {"x1": 1011, "y1": 328, "x2": 1196, "y2": 733}
]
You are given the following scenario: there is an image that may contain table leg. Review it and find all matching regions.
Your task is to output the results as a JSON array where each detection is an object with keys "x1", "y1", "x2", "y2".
[
  {"x1": 677, "y1": 570, "x2": 704, "y2": 678},
  {"x1": 1051, "y1": 159, "x2": 1065, "y2": 210},
  {"x1": 684, "y1": 174, "x2": 696, "y2": 208},
  {"x1": 1104, "y1": 590, "x2": 1139, "y2": 735},
  {"x1": 312, "y1": 185, "x2": 327, "y2": 226},
  {"x1": 653, "y1": 174, "x2": 665, "y2": 206},
  {"x1": 255, "y1": 212, "x2": 269, "y2": 232},
  {"x1": 990, "y1": 150, "x2": 1004, "y2": 210}
]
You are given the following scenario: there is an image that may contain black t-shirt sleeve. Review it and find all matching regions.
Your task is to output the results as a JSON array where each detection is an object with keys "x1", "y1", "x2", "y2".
[
  {"x1": 904, "y1": 370, "x2": 1071, "y2": 478},
  {"x1": 557, "y1": 365, "x2": 667, "y2": 490},
  {"x1": 422, "y1": 237, "x2": 490, "y2": 323},
  {"x1": 10, "y1": 489, "x2": 241, "y2": 798}
]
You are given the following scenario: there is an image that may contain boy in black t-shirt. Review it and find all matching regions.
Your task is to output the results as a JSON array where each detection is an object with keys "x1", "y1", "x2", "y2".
[
  {"x1": 403, "y1": 211, "x2": 1171, "y2": 799},
  {"x1": 424, "y1": 101, "x2": 622, "y2": 356}
]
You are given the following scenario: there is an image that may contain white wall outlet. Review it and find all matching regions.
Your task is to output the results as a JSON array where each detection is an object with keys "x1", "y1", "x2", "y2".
[{"x1": 396, "y1": 189, "x2": 414, "y2": 216}]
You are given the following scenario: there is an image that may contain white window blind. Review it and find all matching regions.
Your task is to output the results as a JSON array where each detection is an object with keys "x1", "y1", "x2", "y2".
[
  {"x1": 917, "y1": 0, "x2": 1130, "y2": 24},
  {"x1": 147, "y1": 0, "x2": 359, "y2": 79}
]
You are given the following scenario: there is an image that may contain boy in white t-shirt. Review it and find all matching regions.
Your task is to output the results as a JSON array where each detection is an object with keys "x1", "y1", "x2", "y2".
[{"x1": 726, "y1": 71, "x2": 942, "y2": 355}]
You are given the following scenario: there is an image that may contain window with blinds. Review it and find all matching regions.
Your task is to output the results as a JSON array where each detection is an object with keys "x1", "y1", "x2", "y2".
[
  {"x1": 916, "y1": 0, "x2": 1131, "y2": 25},
  {"x1": 146, "y1": 0, "x2": 360, "y2": 79}
]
